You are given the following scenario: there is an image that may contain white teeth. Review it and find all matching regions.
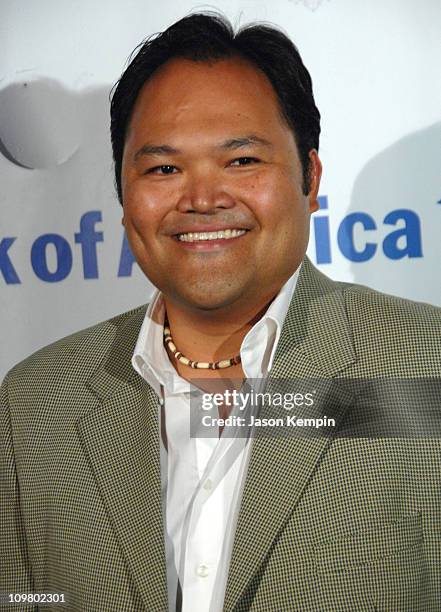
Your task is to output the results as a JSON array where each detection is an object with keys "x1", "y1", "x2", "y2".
[{"x1": 177, "y1": 229, "x2": 247, "y2": 242}]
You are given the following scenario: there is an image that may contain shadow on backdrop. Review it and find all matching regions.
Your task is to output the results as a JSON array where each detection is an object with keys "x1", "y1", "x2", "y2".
[
  {"x1": 346, "y1": 122, "x2": 441, "y2": 304},
  {"x1": 0, "y1": 77, "x2": 113, "y2": 176}
]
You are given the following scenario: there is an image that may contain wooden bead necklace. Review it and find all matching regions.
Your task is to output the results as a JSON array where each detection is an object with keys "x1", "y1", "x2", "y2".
[{"x1": 163, "y1": 315, "x2": 241, "y2": 369}]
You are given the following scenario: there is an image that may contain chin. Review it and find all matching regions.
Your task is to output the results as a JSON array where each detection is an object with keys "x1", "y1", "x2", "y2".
[
  {"x1": 172, "y1": 286, "x2": 246, "y2": 313},
  {"x1": 167, "y1": 276, "x2": 249, "y2": 309},
  {"x1": 184, "y1": 295, "x2": 237, "y2": 312}
]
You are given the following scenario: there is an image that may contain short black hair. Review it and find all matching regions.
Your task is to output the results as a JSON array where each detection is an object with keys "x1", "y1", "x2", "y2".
[{"x1": 110, "y1": 12, "x2": 321, "y2": 203}]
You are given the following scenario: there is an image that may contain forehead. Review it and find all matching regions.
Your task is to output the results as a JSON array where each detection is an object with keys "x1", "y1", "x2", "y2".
[{"x1": 126, "y1": 57, "x2": 290, "y2": 141}]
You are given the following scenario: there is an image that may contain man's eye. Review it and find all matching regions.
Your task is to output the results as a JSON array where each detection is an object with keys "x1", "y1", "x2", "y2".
[
  {"x1": 230, "y1": 157, "x2": 259, "y2": 167},
  {"x1": 146, "y1": 165, "x2": 177, "y2": 175}
]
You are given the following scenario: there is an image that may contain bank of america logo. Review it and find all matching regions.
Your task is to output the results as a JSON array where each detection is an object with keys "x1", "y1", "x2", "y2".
[{"x1": 292, "y1": 0, "x2": 329, "y2": 10}]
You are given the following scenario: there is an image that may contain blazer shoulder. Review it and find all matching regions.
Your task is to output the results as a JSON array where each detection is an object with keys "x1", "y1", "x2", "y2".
[
  {"x1": 6, "y1": 304, "x2": 148, "y2": 385},
  {"x1": 342, "y1": 281, "x2": 441, "y2": 326},
  {"x1": 340, "y1": 282, "x2": 441, "y2": 375}
]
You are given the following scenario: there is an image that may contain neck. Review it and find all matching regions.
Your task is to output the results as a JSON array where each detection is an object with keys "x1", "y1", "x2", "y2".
[{"x1": 162, "y1": 291, "x2": 278, "y2": 365}]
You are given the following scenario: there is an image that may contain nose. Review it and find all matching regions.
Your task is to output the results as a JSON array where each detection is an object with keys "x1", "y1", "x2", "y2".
[{"x1": 176, "y1": 169, "x2": 235, "y2": 213}]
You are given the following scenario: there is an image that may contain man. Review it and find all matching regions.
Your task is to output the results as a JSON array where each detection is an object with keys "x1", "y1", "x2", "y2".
[{"x1": 1, "y1": 13, "x2": 440, "y2": 612}]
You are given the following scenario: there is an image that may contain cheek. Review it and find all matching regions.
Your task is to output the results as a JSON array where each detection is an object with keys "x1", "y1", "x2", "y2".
[
  {"x1": 242, "y1": 173, "x2": 303, "y2": 227},
  {"x1": 123, "y1": 181, "x2": 168, "y2": 234},
  {"x1": 236, "y1": 174, "x2": 279, "y2": 216}
]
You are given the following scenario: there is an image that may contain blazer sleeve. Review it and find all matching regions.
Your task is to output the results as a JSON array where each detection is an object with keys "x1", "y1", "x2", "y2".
[{"x1": 0, "y1": 373, "x2": 35, "y2": 611}]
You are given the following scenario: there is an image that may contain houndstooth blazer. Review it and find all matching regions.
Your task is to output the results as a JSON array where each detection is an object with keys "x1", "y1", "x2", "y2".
[{"x1": 1, "y1": 257, "x2": 441, "y2": 611}]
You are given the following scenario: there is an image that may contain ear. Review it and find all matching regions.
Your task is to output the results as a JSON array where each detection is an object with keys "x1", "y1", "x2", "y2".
[
  {"x1": 121, "y1": 216, "x2": 126, "y2": 226},
  {"x1": 307, "y1": 149, "x2": 322, "y2": 214}
]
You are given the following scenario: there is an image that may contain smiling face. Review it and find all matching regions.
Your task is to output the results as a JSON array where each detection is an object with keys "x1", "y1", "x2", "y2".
[{"x1": 121, "y1": 57, "x2": 321, "y2": 313}]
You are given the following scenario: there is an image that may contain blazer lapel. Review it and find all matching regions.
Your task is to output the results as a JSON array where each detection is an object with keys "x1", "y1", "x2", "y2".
[
  {"x1": 76, "y1": 308, "x2": 168, "y2": 612},
  {"x1": 224, "y1": 258, "x2": 358, "y2": 611}
]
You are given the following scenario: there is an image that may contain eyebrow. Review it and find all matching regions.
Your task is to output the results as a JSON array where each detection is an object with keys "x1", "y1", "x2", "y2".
[
  {"x1": 134, "y1": 144, "x2": 178, "y2": 161},
  {"x1": 219, "y1": 135, "x2": 273, "y2": 150},
  {"x1": 133, "y1": 135, "x2": 273, "y2": 162}
]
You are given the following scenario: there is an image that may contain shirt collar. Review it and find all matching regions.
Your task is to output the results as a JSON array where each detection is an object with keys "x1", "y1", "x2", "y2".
[
  {"x1": 132, "y1": 290, "x2": 185, "y2": 395},
  {"x1": 240, "y1": 265, "x2": 300, "y2": 379},
  {"x1": 132, "y1": 264, "x2": 300, "y2": 393}
]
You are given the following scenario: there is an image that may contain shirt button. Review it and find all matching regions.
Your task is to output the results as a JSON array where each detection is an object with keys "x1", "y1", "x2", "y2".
[
  {"x1": 203, "y1": 479, "x2": 213, "y2": 491},
  {"x1": 158, "y1": 398, "x2": 164, "y2": 406},
  {"x1": 196, "y1": 564, "x2": 210, "y2": 578}
]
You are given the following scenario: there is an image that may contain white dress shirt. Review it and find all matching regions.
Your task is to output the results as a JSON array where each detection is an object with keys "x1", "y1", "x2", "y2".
[{"x1": 131, "y1": 266, "x2": 300, "y2": 612}]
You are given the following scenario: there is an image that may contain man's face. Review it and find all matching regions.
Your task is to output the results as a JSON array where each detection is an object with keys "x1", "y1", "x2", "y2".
[{"x1": 121, "y1": 57, "x2": 321, "y2": 312}]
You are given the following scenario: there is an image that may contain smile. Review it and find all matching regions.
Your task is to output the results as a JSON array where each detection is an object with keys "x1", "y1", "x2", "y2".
[{"x1": 177, "y1": 229, "x2": 248, "y2": 242}]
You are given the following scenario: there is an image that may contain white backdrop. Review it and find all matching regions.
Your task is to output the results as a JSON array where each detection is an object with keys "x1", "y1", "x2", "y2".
[{"x1": 1, "y1": 0, "x2": 440, "y2": 378}]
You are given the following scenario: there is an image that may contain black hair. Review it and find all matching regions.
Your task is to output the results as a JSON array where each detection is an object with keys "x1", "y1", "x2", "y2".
[{"x1": 110, "y1": 12, "x2": 321, "y2": 203}]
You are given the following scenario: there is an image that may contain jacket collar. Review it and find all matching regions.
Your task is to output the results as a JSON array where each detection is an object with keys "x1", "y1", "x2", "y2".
[
  {"x1": 78, "y1": 308, "x2": 168, "y2": 612},
  {"x1": 224, "y1": 257, "x2": 357, "y2": 610},
  {"x1": 272, "y1": 256, "x2": 356, "y2": 378}
]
